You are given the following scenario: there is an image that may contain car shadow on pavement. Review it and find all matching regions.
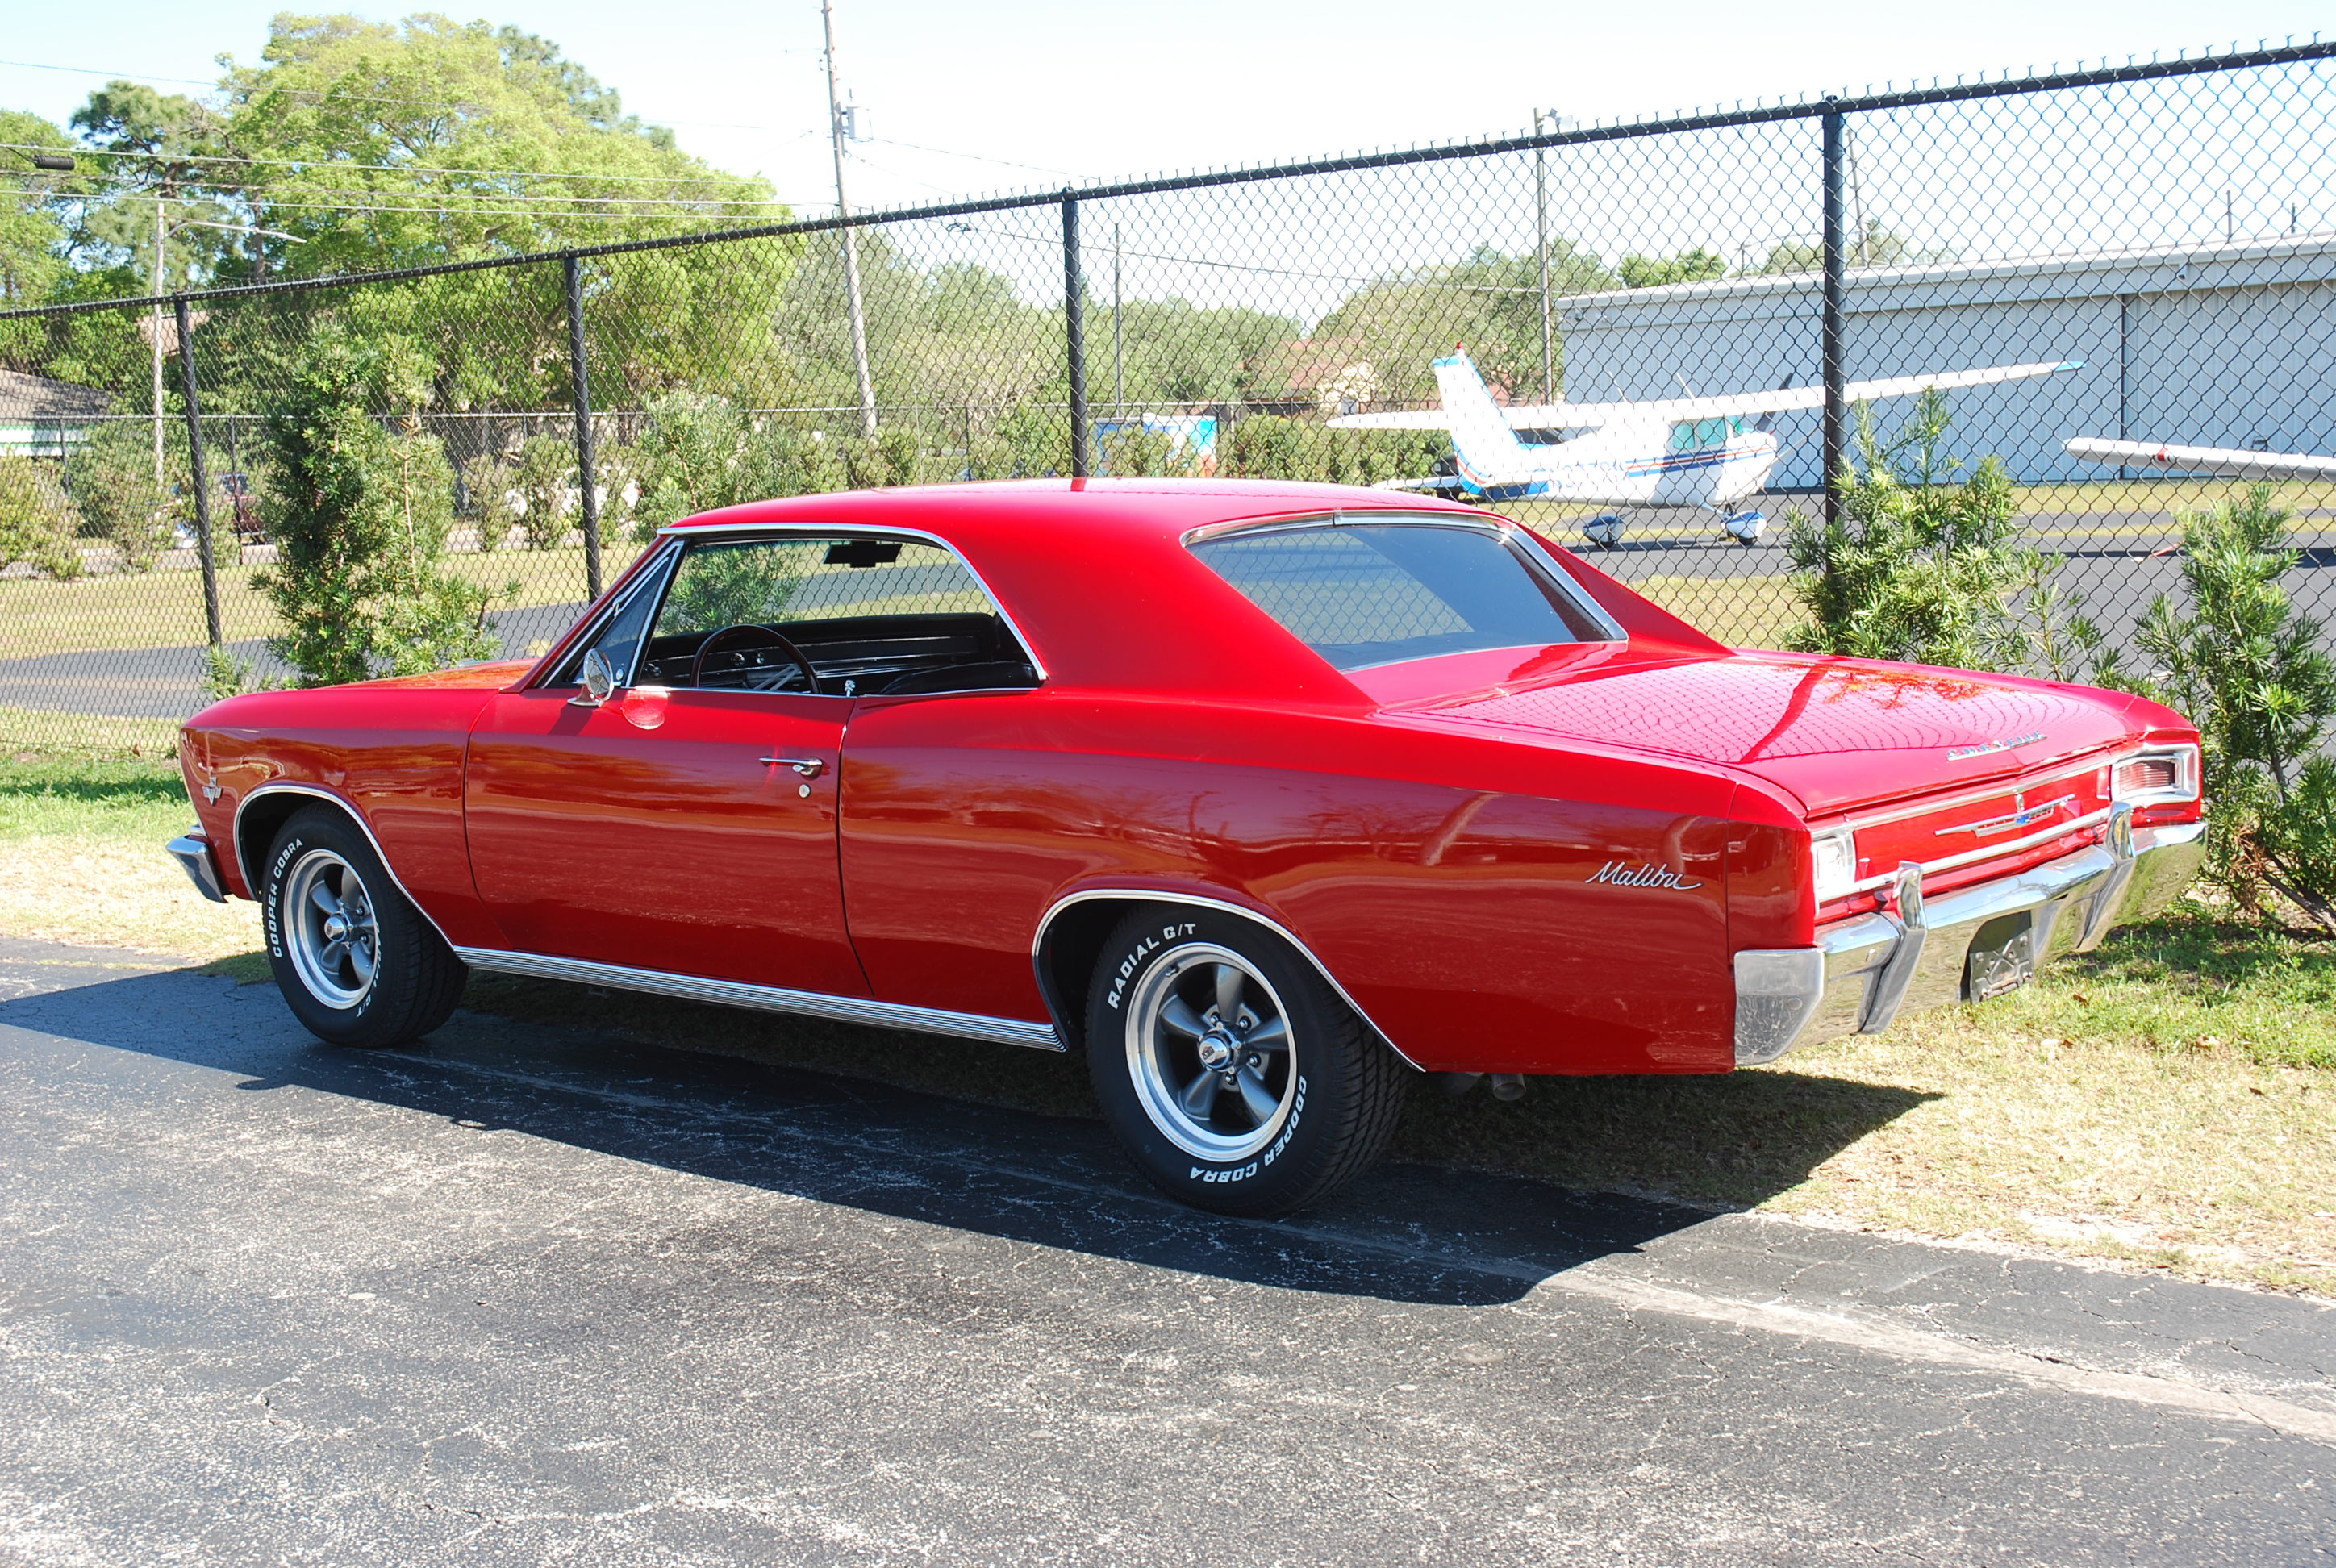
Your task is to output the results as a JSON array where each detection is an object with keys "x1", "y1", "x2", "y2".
[{"x1": 10, "y1": 962, "x2": 1932, "y2": 1309}]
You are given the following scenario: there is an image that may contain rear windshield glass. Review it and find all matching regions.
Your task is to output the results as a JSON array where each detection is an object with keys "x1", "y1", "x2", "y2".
[{"x1": 1190, "y1": 523, "x2": 1616, "y2": 671}]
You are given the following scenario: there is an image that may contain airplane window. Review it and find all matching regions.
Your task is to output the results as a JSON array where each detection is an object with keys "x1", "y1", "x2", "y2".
[{"x1": 1192, "y1": 523, "x2": 1619, "y2": 672}]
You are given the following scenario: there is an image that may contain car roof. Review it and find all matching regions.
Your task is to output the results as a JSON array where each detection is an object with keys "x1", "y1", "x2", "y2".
[{"x1": 659, "y1": 480, "x2": 1493, "y2": 704}]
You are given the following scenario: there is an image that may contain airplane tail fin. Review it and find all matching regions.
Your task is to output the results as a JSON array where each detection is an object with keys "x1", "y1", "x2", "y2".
[{"x1": 1433, "y1": 349, "x2": 1529, "y2": 486}]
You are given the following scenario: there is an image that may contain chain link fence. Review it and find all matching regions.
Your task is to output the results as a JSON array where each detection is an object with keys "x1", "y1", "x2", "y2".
[{"x1": 2, "y1": 42, "x2": 2332, "y2": 752}]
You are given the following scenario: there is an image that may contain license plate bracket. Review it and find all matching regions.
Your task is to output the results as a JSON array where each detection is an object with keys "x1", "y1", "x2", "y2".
[{"x1": 1965, "y1": 911, "x2": 2036, "y2": 1002}]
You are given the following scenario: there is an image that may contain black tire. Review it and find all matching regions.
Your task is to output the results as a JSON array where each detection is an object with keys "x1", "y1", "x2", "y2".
[
  {"x1": 1086, "y1": 904, "x2": 1404, "y2": 1216},
  {"x1": 262, "y1": 806, "x2": 466, "y2": 1048}
]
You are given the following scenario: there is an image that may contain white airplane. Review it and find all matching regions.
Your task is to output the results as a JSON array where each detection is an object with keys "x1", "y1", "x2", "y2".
[
  {"x1": 1329, "y1": 348, "x2": 2082, "y2": 548},
  {"x1": 2065, "y1": 436, "x2": 2336, "y2": 482}
]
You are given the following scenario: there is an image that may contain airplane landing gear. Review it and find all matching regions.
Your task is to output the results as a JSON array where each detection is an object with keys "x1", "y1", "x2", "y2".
[
  {"x1": 1721, "y1": 509, "x2": 1767, "y2": 545},
  {"x1": 1580, "y1": 514, "x2": 1626, "y2": 549}
]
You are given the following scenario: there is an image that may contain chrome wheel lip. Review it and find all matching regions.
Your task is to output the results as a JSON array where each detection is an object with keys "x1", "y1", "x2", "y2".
[
  {"x1": 1124, "y1": 941, "x2": 1297, "y2": 1163},
  {"x1": 284, "y1": 849, "x2": 378, "y2": 1011}
]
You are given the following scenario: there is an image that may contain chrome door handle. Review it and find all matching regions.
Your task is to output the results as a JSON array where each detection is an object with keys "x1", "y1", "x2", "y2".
[{"x1": 761, "y1": 756, "x2": 824, "y2": 778}]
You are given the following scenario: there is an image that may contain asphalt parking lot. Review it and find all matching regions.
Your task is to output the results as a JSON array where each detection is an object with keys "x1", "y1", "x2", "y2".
[{"x1": 1, "y1": 933, "x2": 2330, "y2": 1566}]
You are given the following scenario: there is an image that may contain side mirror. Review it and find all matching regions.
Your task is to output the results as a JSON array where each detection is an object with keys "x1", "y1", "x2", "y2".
[{"x1": 574, "y1": 648, "x2": 618, "y2": 707}]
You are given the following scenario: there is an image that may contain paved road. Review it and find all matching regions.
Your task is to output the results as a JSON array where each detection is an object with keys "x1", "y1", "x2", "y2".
[{"x1": 0, "y1": 934, "x2": 2329, "y2": 1565}]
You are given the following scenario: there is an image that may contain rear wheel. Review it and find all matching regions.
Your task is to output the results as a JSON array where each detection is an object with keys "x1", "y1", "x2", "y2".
[
  {"x1": 263, "y1": 807, "x2": 465, "y2": 1048},
  {"x1": 1087, "y1": 905, "x2": 1404, "y2": 1216}
]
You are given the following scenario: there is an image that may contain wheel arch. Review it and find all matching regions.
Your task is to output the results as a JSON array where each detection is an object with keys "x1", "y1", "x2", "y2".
[
  {"x1": 232, "y1": 783, "x2": 457, "y2": 949},
  {"x1": 1029, "y1": 888, "x2": 1423, "y2": 1070}
]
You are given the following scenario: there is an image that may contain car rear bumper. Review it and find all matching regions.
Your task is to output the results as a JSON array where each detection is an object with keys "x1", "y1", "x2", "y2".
[
  {"x1": 1732, "y1": 809, "x2": 2207, "y2": 1066},
  {"x1": 166, "y1": 831, "x2": 229, "y2": 903}
]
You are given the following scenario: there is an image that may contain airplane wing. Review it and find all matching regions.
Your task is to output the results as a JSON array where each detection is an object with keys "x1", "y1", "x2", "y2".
[
  {"x1": 2065, "y1": 437, "x2": 2336, "y2": 482},
  {"x1": 1329, "y1": 360, "x2": 2081, "y2": 432}
]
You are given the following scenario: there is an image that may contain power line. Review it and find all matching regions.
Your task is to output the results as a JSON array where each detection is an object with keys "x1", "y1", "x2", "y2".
[
  {"x1": 862, "y1": 136, "x2": 1078, "y2": 181},
  {"x1": 0, "y1": 171, "x2": 796, "y2": 212},
  {"x1": 0, "y1": 138, "x2": 775, "y2": 190}
]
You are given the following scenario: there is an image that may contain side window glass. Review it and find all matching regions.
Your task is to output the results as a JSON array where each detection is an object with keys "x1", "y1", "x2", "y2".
[
  {"x1": 553, "y1": 552, "x2": 670, "y2": 687},
  {"x1": 634, "y1": 536, "x2": 1040, "y2": 697}
]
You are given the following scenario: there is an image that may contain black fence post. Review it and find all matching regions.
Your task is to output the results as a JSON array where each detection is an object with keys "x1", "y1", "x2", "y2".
[
  {"x1": 1062, "y1": 191, "x2": 1089, "y2": 479},
  {"x1": 564, "y1": 253, "x2": 603, "y2": 601},
  {"x1": 173, "y1": 294, "x2": 223, "y2": 650},
  {"x1": 1821, "y1": 98, "x2": 1848, "y2": 526}
]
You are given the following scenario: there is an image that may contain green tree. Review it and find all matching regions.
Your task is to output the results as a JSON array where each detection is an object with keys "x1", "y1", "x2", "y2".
[
  {"x1": 0, "y1": 111, "x2": 81, "y2": 302},
  {"x1": 1617, "y1": 247, "x2": 1726, "y2": 288},
  {"x1": 2124, "y1": 488, "x2": 2336, "y2": 930},
  {"x1": 1313, "y1": 241, "x2": 1612, "y2": 405},
  {"x1": 255, "y1": 326, "x2": 497, "y2": 685}
]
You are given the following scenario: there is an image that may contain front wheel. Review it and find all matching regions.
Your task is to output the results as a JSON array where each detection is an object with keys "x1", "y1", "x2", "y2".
[
  {"x1": 1087, "y1": 905, "x2": 1404, "y2": 1216},
  {"x1": 263, "y1": 807, "x2": 466, "y2": 1048}
]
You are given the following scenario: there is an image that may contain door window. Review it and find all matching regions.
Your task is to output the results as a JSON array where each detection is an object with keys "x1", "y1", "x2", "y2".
[{"x1": 631, "y1": 536, "x2": 1040, "y2": 698}]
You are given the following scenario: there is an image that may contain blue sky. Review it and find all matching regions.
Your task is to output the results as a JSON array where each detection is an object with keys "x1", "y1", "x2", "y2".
[{"x1": 2, "y1": 1, "x2": 2330, "y2": 215}]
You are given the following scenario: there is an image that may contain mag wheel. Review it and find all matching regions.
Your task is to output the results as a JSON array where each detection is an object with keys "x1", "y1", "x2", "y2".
[
  {"x1": 263, "y1": 807, "x2": 466, "y2": 1049},
  {"x1": 1087, "y1": 905, "x2": 1404, "y2": 1217}
]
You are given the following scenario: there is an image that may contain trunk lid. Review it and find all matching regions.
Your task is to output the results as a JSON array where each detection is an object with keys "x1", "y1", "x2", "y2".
[{"x1": 1381, "y1": 648, "x2": 2138, "y2": 815}]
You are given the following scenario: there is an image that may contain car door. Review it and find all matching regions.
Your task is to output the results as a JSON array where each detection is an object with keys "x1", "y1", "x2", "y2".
[{"x1": 464, "y1": 536, "x2": 865, "y2": 997}]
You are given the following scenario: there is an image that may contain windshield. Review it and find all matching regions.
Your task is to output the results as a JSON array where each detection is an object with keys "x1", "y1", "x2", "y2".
[{"x1": 1190, "y1": 521, "x2": 1618, "y2": 671}]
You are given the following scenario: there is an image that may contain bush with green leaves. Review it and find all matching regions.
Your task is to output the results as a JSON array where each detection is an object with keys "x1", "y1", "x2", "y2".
[
  {"x1": 1781, "y1": 391, "x2": 2039, "y2": 667},
  {"x1": 254, "y1": 327, "x2": 498, "y2": 686},
  {"x1": 1219, "y1": 416, "x2": 1445, "y2": 486},
  {"x1": 66, "y1": 420, "x2": 182, "y2": 571},
  {"x1": 0, "y1": 455, "x2": 82, "y2": 578},
  {"x1": 2121, "y1": 486, "x2": 2336, "y2": 931}
]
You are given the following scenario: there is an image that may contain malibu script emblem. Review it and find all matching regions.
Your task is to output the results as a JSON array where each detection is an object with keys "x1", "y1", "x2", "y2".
[
  {"x1": 1945, "y1": 731, "x2": 2045, "y2": 761},
  {"x1": 1587, "y1": 860, "x2": 1704, "y2": 890}
]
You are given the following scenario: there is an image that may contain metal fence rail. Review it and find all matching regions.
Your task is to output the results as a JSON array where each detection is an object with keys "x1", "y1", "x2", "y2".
[{"x1": 2, "y1": 40, "x2": 2332, "y2": 750}]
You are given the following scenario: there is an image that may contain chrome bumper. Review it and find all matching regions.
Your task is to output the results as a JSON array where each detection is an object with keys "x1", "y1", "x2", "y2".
[
  {"x1": 1733, "y1": 810, "x2": 2207, "y2": 1066},
  {"x1": 166, "y1": 831, "x2": 229, "y2": 903}
]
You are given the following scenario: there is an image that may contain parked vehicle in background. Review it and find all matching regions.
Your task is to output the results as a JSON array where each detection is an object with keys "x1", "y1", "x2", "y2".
[{"x1": 165, "y1": 479, "x2": 2205, "y2": 1214}]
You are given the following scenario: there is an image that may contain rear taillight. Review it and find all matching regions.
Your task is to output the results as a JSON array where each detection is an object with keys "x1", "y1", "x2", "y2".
[{"x1": 2111, "y1": 744, "x2": 2200, "y2": 808}]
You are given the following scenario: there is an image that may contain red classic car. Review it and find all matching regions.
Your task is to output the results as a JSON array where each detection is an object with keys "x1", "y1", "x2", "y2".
[{"x1": 167, "y1": 479, "x2": 2206, "y2": 1214}]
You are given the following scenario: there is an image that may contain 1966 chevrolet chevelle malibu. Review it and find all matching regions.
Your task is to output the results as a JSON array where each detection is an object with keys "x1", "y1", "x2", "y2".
[{"x1": 167, "y1": 479, "x2": 2205, "y2": 1214}]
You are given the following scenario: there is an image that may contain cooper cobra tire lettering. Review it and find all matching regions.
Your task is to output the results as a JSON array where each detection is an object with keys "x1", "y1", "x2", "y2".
[
  {"x1": 261, "y1": 805, "x2": 467, "y2": 1051},
  {"x1": 1085, "y1": 905, "x2": 1402, "y2": 1218}
]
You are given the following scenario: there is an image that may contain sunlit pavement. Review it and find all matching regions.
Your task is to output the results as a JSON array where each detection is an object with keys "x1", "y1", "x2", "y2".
[{"x1": 0, "y1": 933, "x2": 2329, "y2": 1566}]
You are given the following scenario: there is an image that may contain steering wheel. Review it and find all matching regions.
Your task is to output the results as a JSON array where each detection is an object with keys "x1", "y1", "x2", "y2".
[{"x1": 689, "y1": 624, "x2": 822, "y2": 693}]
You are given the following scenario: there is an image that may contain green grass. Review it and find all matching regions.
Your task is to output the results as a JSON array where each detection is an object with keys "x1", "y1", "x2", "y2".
[
  {"x1": 0, "y1": 544, "x2": 600, "y2": 661},
  {"x1": 1629, "y1": 573, "x2": 1799, "y2": 648},
  {"x1": 0, "y1": 750, "x2": 194, "y2": 842}
]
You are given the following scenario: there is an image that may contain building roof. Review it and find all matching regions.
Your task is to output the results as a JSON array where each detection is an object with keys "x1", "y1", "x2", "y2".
[
  {"x1": 0, "y1": 367, "x2": 112, "y2": 423},
  {"x1": 1559, "y1": 231, "x2": 2336, "y2": 327}
]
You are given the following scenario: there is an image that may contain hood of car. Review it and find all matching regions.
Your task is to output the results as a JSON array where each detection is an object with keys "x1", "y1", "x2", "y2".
[{"x1": 1389, "y1": 649, "x2": 2142, "y2": 815}]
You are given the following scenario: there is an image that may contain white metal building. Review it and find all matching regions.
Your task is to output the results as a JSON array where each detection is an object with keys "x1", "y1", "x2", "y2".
[{"x1": 1556, "y1": 235, "x2": 2336, "y2": 487}]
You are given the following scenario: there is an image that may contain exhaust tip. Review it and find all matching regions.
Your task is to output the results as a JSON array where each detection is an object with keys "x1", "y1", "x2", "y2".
[
  {"x1": 1488, "y1": 1073, "x2": 1525, "y2": 1102},
  {"x1": 1436, "y1": 1071, "x2": 1483, "y2": 1097}
]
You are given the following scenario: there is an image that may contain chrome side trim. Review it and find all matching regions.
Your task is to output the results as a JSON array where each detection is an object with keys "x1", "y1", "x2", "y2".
[
  {"x1": 1030, "y1": 888, "x2": 1428, "y2": 1071},
  {"x1": 228, "y1": 782, "x2": 457, "y2": 949},
  {"x1": 1838, "y1": 753, "x2": 2113, "y2": 832},
  {"x1": 165, "y1": 832, "x2": 227, "y2": 903},
  {"x1": 452, "y1": 947, "x2": 1065, "y2": 1052},
  {"x1": 1839, "y1": 804, "x2": 2116, "y2": 896},
  {"x1": 653, "y1": 522, "x2": 1050, "y2": 683}
]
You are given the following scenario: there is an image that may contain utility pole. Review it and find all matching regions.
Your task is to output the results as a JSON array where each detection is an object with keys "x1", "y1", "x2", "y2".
[
  {"x1": 822, "y1": 0, "x2": 877, "y2": 437},
  {"x1": 152, "y1": 198, "x2": 168, "y2": 488},
  {"x1": 1534, "y1": 111, "x2": 1553, "y2": 404}
]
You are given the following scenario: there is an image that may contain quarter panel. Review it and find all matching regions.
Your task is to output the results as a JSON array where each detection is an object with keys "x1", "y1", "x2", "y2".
[{"x1": 839, "y1": 692, "x2": 1736, "y2": 1072}]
